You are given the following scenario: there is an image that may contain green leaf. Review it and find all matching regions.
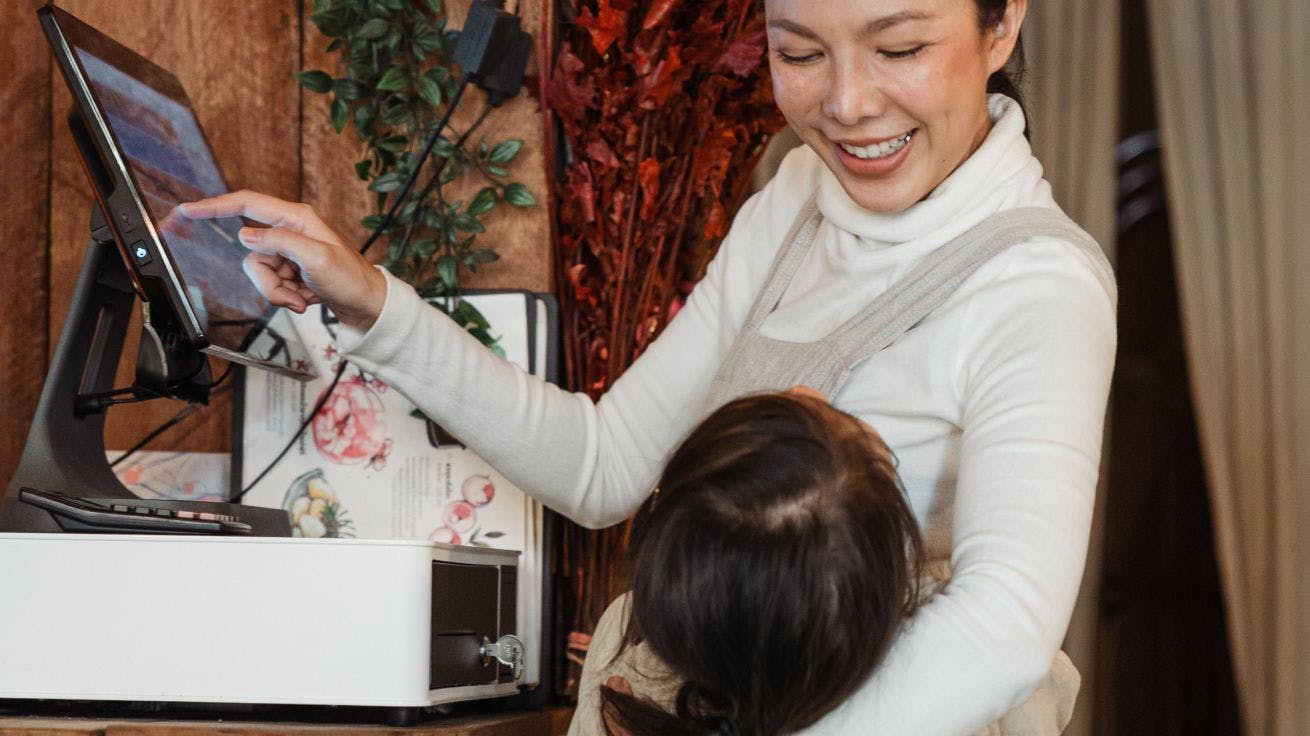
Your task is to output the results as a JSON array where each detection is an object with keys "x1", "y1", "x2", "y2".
[
  {"x1": 311, "y1": 11, "x2": 348, "y2": 37},
  {"x1": 356, "y1": 18, "x2": 389, "y2": 39},
  {"x1": 368, "y1": 171, "x2": 404, "y2": 193},
  {"x1": 466, "y1": 187, "x2": 497, "y2": 217},
  {"x1": 433, "y1": 136, "x2": 455, "y2": 158},
  {"x1": 362, "y1": 213, "x2": 389, "y2": 231},
  {"x1": 334, "y1": 77, "x2": 367, "y2": 101},
  {"x1": 440, "y1": 158, "x2": 465, "y2": 183},
  {"x1": 377, "y1": 134, "x2": 409, "y2": 153},
  {"x1": 329, "y1": 97, "x2": 349, "y2": 133},
  {"x1": 375, "y1": 66, "x2": 408, "y2": 91},
  {"x1": 422, "y1": 0, "x2": 443, "y2": 14},
  {"x1": 488, "y1": 139, "x2": 523, "y2": 164},
  {"x1": 451, "y1": 213, "x2": 485, "y2": 233},
  {"x1": 503, "y1": 182, "x2": 536, "y2": 207},
  {"x1": 486, "y1": 165, "x2": 508, "y2": 177},
  {"x1": 483, "y1": 531, "x2": 505, "y2": 538},
  {"x1": 437, "y1": 255, "x2": 458, "y2": 290},
  {"x1": 353, "y1": 103, "x2": 375, "y2": 135},
  {"x1": 415, "y1": 30, "x2": 443, "y2": 53},
  {"x1": 412, "y1": 237, "x2": 439, "y2": 258},
  {"x1": 354, "y1": 159, "x2": 372, "y2": 180},
  {"x1": 325, "y1": 39, "x2": 344, "y2": 52},
  {"x1": 381, "y1": 103, "x2": 410, "y2": 125},
  {"x1": 468, "y1": 248, "x2": 499, "y2": 264},
  {"x1": 297, "y1": 70, "x2": 333, "y2": 93},
  {"x1": 417, "y1": 75, "x2": 443, "y2": 109},
  {"x1": 385, "y1": 260, "x2": 413, "y2": 279},
  {"x1": 451, "y1": 301, "x2": 491, "y2": 331}
]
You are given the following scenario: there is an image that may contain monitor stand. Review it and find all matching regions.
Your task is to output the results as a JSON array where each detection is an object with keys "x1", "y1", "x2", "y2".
[{"x1": 0, "y1": 208, "x2": 289, "y2": 536}]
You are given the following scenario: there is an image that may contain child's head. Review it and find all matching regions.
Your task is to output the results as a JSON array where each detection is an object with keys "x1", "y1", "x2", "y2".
[{"x1": 603, "y1": 389, "x2": 924, "y2": 736}]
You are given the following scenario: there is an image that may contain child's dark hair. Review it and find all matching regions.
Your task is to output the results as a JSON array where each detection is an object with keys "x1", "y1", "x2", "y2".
[{"x1": 600, "y1": 392, "x2": 924, "y2": 736}]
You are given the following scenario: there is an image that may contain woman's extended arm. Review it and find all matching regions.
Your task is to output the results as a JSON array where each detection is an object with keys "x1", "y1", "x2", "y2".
[
  {"x1": 182, "y1": 185, "x2": 793, "y2": 528},
  {"x1": 803, "y1": 240, "x2": 1117, "y2": 735}
]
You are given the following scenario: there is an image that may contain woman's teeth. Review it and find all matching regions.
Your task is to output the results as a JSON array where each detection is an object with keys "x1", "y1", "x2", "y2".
[{"x1": 840, "y1": 131, "x2": 914, "y2": 160}]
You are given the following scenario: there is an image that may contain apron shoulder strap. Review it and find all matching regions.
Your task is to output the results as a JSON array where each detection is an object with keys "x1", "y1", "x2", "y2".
[{"x1": 828, "y1": 207, "x2": 1114, "y2": 372}]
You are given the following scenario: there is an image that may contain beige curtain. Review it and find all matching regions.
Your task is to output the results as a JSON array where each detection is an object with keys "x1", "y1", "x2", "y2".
[
  {"x1": 1145, "y1": 1, "x2": 1310, "y2": 733},
  {"x1": 1021, "y1": 4, "x2": 1120, "y2": 736}
]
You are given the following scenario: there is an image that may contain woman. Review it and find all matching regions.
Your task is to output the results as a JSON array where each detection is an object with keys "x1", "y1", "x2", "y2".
[{"x1": 182, "y1": 0, "x2": 1116, "y2": 732}]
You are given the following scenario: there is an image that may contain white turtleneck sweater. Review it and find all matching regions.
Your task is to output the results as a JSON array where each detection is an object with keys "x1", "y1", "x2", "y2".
[{"x1": 339, "y1": 96, "x2": 1117, "y2": 735}]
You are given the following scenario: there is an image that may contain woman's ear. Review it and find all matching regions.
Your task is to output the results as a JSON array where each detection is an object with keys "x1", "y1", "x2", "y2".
[{"x1": 987, "y1": 0, "x2": 1029, "y2": 75}]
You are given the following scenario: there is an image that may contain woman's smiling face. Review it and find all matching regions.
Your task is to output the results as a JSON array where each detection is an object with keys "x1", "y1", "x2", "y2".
[{"x1": 765, "y1": 0, "x2": 1025, "y2": 214}]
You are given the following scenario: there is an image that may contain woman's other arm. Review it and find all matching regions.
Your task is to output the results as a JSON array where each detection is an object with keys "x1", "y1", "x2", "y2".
[{"x1": 805, "y1": 239, "x2": 1116, "y2": 735}]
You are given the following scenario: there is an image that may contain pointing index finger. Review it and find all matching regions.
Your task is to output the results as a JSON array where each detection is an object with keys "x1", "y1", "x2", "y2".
[{"x1": 179, "y1": 191, "x2": 340, "y2": 244}]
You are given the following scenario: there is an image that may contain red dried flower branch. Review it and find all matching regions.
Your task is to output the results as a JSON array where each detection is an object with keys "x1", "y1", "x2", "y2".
[
  {"x1": 548, "y1": 0, "x2": 783, "y2": 401},
  {"x1": 543, "y1": 0, "x2": 785, "y2": 695}
]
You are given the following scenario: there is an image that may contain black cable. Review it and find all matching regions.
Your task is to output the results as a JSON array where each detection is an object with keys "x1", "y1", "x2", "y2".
[
  {"x1": 358, "y1": 78, "x2": 469, "y2": 257},
  {"x1": 108, "y1": 367, "x2": 236, "y2": 469},
  {"x1": 392, "y1": 102, "x2": 495, "y2": 264},
  {"x1": 230, "y1": 361, "x2": 349, "y2": 503},
  {"x1": 109, "y1": 403, "x2": 200, "y2": 468},
  {"x1": 234, "y1": 86, "x2": 478, "y2": 503},
  {"x1": 116, "y1": 84, "x2": 473, "y2": 501},
  {"x1": 195, "y1": 361, "x2": 235, "y2": 391}
]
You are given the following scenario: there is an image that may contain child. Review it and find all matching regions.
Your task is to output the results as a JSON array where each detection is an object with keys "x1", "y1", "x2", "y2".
[
  {"x1": 572, "y1": 389, "x2": 923, "y2": 736},
  {"x1": 570, "y1": 389, "x2": 1079, "y2": 736}
]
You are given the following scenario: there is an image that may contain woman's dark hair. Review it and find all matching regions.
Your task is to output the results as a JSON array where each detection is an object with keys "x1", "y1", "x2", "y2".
[
  {"x1": 976, "y1": 0, "x2": 1028, "y2": 126},
  {"x1": 600, "y1": 392, "x2": 924, "y2": 736}
]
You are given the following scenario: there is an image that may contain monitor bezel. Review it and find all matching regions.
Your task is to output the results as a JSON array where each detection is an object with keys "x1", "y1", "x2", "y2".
[{"x1": 38, "y1": 3, "x2": 314, "y2": 382}]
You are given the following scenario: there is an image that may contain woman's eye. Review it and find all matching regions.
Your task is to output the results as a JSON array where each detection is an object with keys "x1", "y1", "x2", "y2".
[
  {"x1": 776, "y1": 50, "x2": 822, "y2": 65},
  {"x1": 881, "y1": 45, "x2": 926, "y2": 60}
]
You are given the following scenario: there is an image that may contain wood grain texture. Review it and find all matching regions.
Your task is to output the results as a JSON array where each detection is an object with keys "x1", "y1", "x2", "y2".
[
  {"x1": 300, "y1": 0, "x2": 554, "y2": 293},
  {"x1": 0, "y1": 0, "x2": 52, "y2": 486},
  {"x1": 46, "y1": 0, "x2": 301, "y2": 457}
]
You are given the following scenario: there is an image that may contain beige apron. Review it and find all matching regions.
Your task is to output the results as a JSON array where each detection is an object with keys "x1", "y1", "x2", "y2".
[{"x1": 571, "y1": 198, "x2": 1108, "y2": 735}]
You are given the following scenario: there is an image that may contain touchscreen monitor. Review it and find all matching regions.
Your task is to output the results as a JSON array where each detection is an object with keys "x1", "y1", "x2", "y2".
[{"x1": 40, "y1": 4, "x2": 314, "y2": 381}]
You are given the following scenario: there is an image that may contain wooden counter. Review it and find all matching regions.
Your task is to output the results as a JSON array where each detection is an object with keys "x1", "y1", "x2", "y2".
[{"x1": 0, "y1": 705, "x2": 574, "y2": 736}]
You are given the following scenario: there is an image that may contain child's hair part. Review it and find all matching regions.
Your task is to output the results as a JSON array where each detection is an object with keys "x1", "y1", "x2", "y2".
[{"x1": 602, "y1": 391, "x2": 924, "y2": 736}]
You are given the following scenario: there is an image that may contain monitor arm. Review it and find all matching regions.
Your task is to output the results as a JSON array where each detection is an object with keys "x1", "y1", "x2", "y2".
[{"x1": 0, "y1": 207, "x2": 208, "y2": 531}]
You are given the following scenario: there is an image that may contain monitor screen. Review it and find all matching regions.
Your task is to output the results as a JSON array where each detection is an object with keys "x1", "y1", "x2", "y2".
[{"x1": 43, "y1": 5, "x2": 314, "y2": 380}]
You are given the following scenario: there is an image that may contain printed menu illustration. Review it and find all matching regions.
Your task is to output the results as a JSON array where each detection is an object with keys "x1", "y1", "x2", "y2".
[{"x1": 238, "y1": 295, "x2": 551, "y2": 555}]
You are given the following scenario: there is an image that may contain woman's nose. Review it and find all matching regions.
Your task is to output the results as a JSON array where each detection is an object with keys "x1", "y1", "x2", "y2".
[{"x1": 822, "y1": 59, "x2": 885, "y2": 126}]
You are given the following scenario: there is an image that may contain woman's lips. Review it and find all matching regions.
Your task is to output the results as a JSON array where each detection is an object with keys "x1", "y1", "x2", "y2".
[{"x1": 831, "y1": 129, "x2": 916, "y2": 177}]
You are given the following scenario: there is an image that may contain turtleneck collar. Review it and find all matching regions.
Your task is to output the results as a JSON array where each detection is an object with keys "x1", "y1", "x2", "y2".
[{"x1": 815, "y1": 94, "x2": 1038, "y2": 246}]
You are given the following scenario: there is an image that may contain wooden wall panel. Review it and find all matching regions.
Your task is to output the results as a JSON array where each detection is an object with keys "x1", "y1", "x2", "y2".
[
  {"x1": 301, "y1": 0, "x2": 554, "y2": 293},
  {"x1": 45, "y1": 0, "x2": 302, "y2": 455},
  {"x1": 3, "y1": 0, "x2": 555, "y2": 491},
  {"x1": 0, "y1": 0, "x2": 52, "y2": 486}
]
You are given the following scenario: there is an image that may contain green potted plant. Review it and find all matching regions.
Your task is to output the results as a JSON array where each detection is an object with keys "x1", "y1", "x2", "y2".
[{"x1": 298, "y1": 0, "x2": 537, "y2": 351}]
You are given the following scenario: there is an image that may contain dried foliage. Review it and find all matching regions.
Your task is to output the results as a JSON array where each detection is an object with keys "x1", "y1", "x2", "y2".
[{"x1": 542, "y1": 0, "x2": 785, "y2": 694}]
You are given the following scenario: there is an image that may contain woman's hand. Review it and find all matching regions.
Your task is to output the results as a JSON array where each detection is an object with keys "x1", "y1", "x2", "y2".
[{"x1": 178, "y1": 190, "x2": 388, "y2": 332}]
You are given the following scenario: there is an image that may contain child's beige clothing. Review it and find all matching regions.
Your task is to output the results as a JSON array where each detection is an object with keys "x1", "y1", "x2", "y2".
[{"x1": 568, "y1": 592, "x2": 1079, "y2": 736}]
